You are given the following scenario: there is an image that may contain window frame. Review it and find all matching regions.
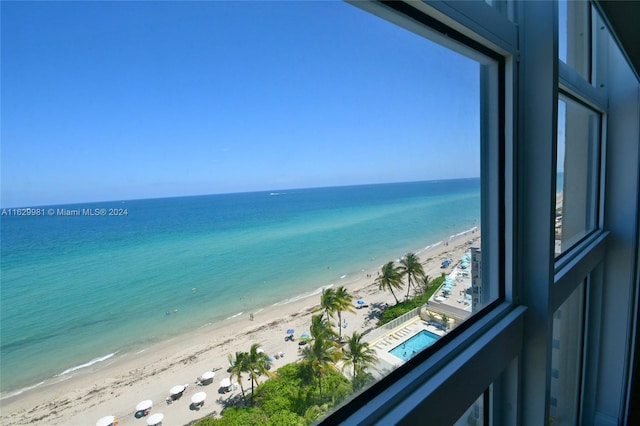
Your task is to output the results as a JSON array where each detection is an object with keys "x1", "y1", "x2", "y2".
[
  {"x1": 324, "y1": 1, "x2": 639, "y2": 425},
  {"x1": 325, "y1": 1, "x2": 519, "y2": 423}
]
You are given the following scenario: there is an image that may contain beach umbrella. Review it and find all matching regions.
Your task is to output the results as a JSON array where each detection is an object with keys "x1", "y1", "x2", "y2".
[
  {"x1": 286, "y1": 328, "x2": 294, "y2": 335},
  {"x1": 202, "y1": 371, "x2": 215, "y2": 380},
  {"x1": 136, "y1": 400, "x2": 153, "y2": 412},
  {"x1": 96, "y1": 416, "x2": 115, "y2": 426},
  {"x1": 169, "y1": 384, "x2": 185, "y2": 395},
  {"x1": 357, "y1": 299, "x2": 365, "y2": 305},
  {"x1": 219, "y1": 377, "x2": 232, "y2": 388},
  {"x1": 257, "y1": 348, "x2": 265, "y2": 354},
  {"x1": 191, "y1": 391, "x2": 207, "y2": 404},
  {"x1": 300, "y1": 333, "x2": 310, "y2": 339},
  {"x1": 146, "y1": 413, "x2": 164, "y2": 426}
]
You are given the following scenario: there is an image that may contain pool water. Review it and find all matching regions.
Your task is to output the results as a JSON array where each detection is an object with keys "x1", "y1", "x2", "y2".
[{"x1": 388, "y1": 330, "x2": 440, "y2": 362}]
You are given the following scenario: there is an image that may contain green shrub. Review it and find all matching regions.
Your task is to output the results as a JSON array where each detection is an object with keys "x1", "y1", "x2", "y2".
[
  {"x1": 204, "y1": 361, "x2": 352, "y2": 425},
  {"x1": 267, "y1": 411, "x2": 306, "y2": 426},
  {"x1": 193, "y1": 407, "x2": 265, "y2": 426},
  {"x1": 378, "y1": 275, "x2": 445, "y2": 326}
]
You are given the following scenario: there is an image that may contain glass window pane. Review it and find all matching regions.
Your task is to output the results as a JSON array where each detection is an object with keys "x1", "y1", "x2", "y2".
[
  {"x1": 0, "y1": 2, "x2": 500, "y2": 425},
  {"x1": 484, "y1": 0, "x2": 515, "y2": 22},
  {"x1": 559, "y1": 0, "x2": 591, "y2": 81},
  {"x1": 454, "y1": 392, "x2": 486, "y2": 426},
  {"x1": 555, "y1": 96, "x2": 600, "y2": 256},
  {"x1": 550, "y1": 281, "x2": 585, "y2": 425}
]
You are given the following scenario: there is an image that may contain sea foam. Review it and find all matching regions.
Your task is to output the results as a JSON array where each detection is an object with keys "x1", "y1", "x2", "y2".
[{"x1": 55, "y1": 352, "x2": 117, "y2": 377}]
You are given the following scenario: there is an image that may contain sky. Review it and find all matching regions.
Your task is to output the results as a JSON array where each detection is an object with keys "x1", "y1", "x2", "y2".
[{"x1": 1, "y1": 1, "x2": 481, "y2": 208}]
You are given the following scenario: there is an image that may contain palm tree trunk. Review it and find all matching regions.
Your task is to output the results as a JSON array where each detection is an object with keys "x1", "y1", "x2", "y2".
[
  {"x1": 251, "y1": 377, "x2": 255, "y2": 406},
  {"x1": 405, "y1": 276, "x2": 412, "y2": 299},
  {"x1": 338, "y1": 310, "x2": 343, "y2": 339},
  {"x1": 389, "y1": 286, "x2": 400, "y2": 304}
]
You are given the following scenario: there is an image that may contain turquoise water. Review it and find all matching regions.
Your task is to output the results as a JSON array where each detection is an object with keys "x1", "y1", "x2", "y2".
[
  {"x1": 0, "y1": 178, "x2": 479, "y2": 395},
  {"x1": 389, "y1": 330, "x2": 441, "y2": 362}
]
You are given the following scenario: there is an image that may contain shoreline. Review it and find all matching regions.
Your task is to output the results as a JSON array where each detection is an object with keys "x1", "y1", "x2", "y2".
[{"x1": 0, "y1": 227, "x2": 479, "y2": 426}]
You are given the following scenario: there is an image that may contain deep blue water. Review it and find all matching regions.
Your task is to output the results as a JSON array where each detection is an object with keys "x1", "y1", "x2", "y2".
[{"x1": 0, "y1": 178, "x2": 479, "y2": 395}]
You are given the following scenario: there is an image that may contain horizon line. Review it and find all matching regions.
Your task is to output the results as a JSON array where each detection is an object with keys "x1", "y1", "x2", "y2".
[{"x1": 1, "y1": 176, "x2": 481, "y2": 210}]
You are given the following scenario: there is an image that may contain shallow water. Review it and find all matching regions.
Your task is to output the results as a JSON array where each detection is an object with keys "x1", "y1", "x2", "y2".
[{"x1": 0, "y1": 178, "x2": 480, "y2": 394}]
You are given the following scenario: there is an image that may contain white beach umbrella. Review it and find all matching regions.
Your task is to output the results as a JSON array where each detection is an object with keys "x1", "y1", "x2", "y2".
[
  {"x1": 257, "y1": 348, "x2": 265, "y2": 354},
  {"x1": 146, "y1": 412, "x2": 164, "y2": 426},
  {"x1": 136, "y1": 399, "x2": 153, "y2": 411},
  {"x1": 219, "y1": 377, "x2": 232, "y2": 388},
  {"x1": 191, "y1": 391, "x2": 207, "y2": 404},
  {"x1": 169, "y1": 384, "x2": 185, "y2": 395},
  {"x1": 201, "y1": 370, "x2": 215, "y2": 380},
  {"x1": 96, "y1": 416, "x2": 115, "y2": 426}
]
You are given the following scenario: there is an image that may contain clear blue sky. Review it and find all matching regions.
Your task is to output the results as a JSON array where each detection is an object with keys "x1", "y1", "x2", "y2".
[{"x1": 1, "y1": 1, "x2": 480, "y2": 208}]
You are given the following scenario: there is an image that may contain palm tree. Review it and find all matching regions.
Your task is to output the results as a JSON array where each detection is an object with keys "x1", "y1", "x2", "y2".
[
  {"x1": 301, "y1": 333, "x2": 340, "y2": 402},
  {"x1": 245, "y1": 343, "x2": 274, "y2": 404},
  {"x1": 320, "y1": 287, "x2": 336, "y2": 324},
  {"x1": 228, "y1": 351, "x2": 247, "y2": 397},
  {"x1": 333, "y1": 286, "x2": 355, "y2": 340},
  {"x1": 441, "y1": 313, "x2": 450, "y2": 330},
  {"x1": 375, "y1": 261, "x2": 403, "y2": 304},
  {"x1": 310, "y1": 313, "x2": 336, "y2": 341},
  {"x1": 342, "y1": 331, "x2": 378, "y2": 390},
  {"x1": 399, "y1": 252, "x2": 425, "y2": 299},
  {"x1": 420, "y1": 274, "x2": 432, "y2": 294}
]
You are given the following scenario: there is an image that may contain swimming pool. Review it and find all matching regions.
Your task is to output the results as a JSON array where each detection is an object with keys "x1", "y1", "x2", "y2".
[{"x1": 388, "y1": 330, "x2": 440, "y2": 362}]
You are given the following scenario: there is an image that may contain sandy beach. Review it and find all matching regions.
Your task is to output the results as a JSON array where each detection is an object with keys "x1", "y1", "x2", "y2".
[{"x1": 0, "y1": 229, "x2": 479, "y2": 426}]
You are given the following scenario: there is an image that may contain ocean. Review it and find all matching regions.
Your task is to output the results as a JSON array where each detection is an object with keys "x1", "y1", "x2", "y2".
[{"x1": 0, "y1": 178, "x2": 480, "y2": 396}]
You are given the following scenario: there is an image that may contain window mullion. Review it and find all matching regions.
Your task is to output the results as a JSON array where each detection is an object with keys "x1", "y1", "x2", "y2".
[
  {"x1": 552, "y1": 231, "x2": 609, "y2": 312},
  {"x1": 516, "y1": 0, "x2": 558, "y2": 423},
  {"x1": 559, "y1": 61, "x2": 607, "y2": 111}
]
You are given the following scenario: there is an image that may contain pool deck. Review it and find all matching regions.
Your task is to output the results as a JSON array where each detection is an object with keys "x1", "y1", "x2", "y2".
[
  {"x1": 431, "y1": 263, "x2": 473, "y2": 312},
  {"x1": 368, "y1": 317, "x2": 447, "y2": 369}
]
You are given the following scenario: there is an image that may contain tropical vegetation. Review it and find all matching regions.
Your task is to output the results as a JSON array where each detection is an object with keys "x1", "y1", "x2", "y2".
[
  {"x1": 193, "y1": 253, "x2": 449, "y2": 425},
  {"x1": 398, "y1": 252, "x2": 426, "y2": 299},
  {"x1": 301, "y1": 315, "x2": 342, "y2": 401},
  {"x1": 227, "y1": 351, "x2": 247, "y2": 398},
  {"x1": 440, "y1": 313, "x2": 450, "y2": 330},
  {"x1": 245, "y1": 343, "x2": 275, "y2": 404},
  {"x1": 375, "y1": 261, "x2": 404, "y2": 304},
  {"x1": 342, "y1": 331, "x2": 378, "y2": 391},
  {"x1": 194, "y1": 288, "x2": 378, "y2": 426},
  {"x1": 377, "y1": 274, "x2": 444, "y2": 326},
  {"x1": 320, "y1": 288, "x2": 335, "y2": 324},
  {"x1": 320, "y1": 286, "x2": 355, "y2": 340},
  {"x1": 332, "y1": 286, "x2": 355, "y2": 339}
]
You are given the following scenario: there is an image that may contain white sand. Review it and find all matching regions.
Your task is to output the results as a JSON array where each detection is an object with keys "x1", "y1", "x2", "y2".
[{"x1": 0, "y1": 230, "x2": 479, "y2": 426}]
